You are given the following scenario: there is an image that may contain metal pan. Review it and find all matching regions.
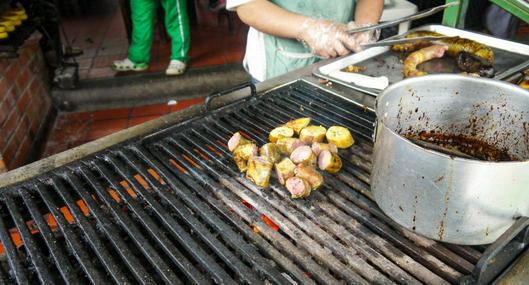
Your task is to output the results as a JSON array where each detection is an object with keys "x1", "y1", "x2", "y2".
[{"x1": 314, "y1": 25, "x2": 529, "y2": 96}]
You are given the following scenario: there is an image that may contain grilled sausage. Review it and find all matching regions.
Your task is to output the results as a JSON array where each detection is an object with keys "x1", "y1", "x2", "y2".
[
  {"x1": 299, "y1": 125, "x2": 327, "y2": 144},
  {"x1": 403, "y1": 44, "x2": 448, "y2": 78},
  {"x1": 259, "y1": 143, "x2": 281, "y2": 163},
  {"x1": 233, "y1": 143, "x2": 258, "y2": 172},
  {"x1": 290, "y1": 145, "x2": 317, "y2": 167},
  {"x1": 283, "y1": 117, "x2": 311, "y2": 135},
  {"x1": 275, "y1": 157, "x2": 296, "y2": 185},
  {"x1": 228, "y1": 132, "x2": 250, "y2": 152},
  {"x1": 285, "y1": 177, "x2": 312, "y2": 199},
  {"x1": 276, "y1": 138, "x2": 305, "y2": 155},
  {"x1": 392, "y1": 31, "x2": 494, "y2": 64},
  {"x1": 269, "y1": 126, "x2": 294, "y2": 143},
  {"x1": 326, "y1": 126, "x2": 355, "y2": 149},
  {"x1": 294, "y1": 164, "x2": 324, "y2": 190},
  {"x1": 318, "y1": 150, "x2": 343, "y2": 174},
  {"x1": 311, "y1": 142, "x2": 338, "y2": 156},
  {"x1": 246, "y1": 156, "x2": 273, "y2": 187}
]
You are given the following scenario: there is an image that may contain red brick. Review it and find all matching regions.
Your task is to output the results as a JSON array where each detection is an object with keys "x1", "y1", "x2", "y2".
[
  {"x1": 9, "y1": 136, "x2": 32, "y2": 169},
  {"x1": 18, "y1": 46, "x2": 33, "y2": 68},
  {"x1": 12, "y1": 119, "x2": 26, "y2": 146},
  {"x1": 29, "y1": 76, "x2": 40, "y2": 96},
  {"x1": 0, "y1": 59, "x2": 10, "y2": 74},
  {"x1": 2, "y1": 136, "x2": 19, "y2": 166},
  {"x1": 0, "y1": 102, "x2": 8, "y2": 125},
  {"x1": 3, "y1": 89, "x2": 17, "y2": 109},
  {"x1": 17, "y1": 88, "x2": 31, "y2": 113},
  {"x1": 15, "y1": 67, "x2": 31, "y2": 93},
  {"x1": 0, "y1": 78, "x2": 10, "y2": 101},
  {"x1": 2, "y1": 108, "x2": 20, "y2": 139},
  {"x1": 4, "y1": 60, "x2": 20, "y2": 84}
]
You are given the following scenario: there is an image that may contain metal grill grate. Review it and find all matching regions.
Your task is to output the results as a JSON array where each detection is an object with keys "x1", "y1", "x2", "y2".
[{"x1": 0, "y1": 80, "x2": 517, "y2": 284}]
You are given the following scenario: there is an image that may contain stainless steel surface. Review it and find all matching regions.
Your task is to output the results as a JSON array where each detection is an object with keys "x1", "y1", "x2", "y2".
[
  {"x1": 361, "y1": 36, "x2": 452, "y2": 48},
  {"x1": 346, "y1": 2, "x2": 459, "y2": 34},
  {"x1": 317, "y1": 25, "x2": 529, "y2": 96},
  {"x1": 371, "y1": 74, "x2": 529, "y2": 245}
]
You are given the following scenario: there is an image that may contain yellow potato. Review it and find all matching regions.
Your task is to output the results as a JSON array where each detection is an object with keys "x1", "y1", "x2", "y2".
[
  {"x1": 269, "y1": 126, "x2": 294, "y2": 143},
  {"x1": 299, "y1": 125, "x2": 326, "y2": 144},
  {"x1": 283, "y1": 117, "x2": 311, "y2": 135},
  {"x1": 326, "y1": 126, "x2": 354, "y2": 149}
]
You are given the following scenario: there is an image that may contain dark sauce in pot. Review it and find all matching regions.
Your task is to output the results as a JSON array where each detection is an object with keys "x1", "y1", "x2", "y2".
[{"x1": 404, "y1": 131, "x2": 516, "y2": 162}]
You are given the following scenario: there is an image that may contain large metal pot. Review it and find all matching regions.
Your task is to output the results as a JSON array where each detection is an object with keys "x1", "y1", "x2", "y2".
[{"x1": 372, "y1": 74, "x2": 529, "y2": 245}]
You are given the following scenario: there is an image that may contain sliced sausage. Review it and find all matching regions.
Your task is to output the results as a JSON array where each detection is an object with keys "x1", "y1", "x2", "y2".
[
  {"x1": 311, "y1": 142, "x2": 338, "y2": 156},
  {"x1": 295, "y1": 164, "x2": 324, "y2": 190},
  {"x1": 228, "y1": 131, "x2": 250, "y2": 152},
  {"x1": 285, "y1": 177, "x2": 312, "y2": 199},
  {"x1": 318, "y1": 150, "x2": 342, "y2": 174},
  {"x1": 290, "y1": 145, "x2": 316, "y2": 167}
]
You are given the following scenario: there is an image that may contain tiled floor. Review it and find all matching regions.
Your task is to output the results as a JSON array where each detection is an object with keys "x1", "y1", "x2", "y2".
[
  {"x1": 62, "y1": 0, "x2": 247, "y2": 80},
  {"x1": 42, "y1": 98, "x2": 204, "y2": 157}
]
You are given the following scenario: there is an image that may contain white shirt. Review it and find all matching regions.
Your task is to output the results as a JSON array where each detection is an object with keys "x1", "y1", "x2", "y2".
[{"x1": 227, "y1": 0, "x2": 267, "y2": 81}]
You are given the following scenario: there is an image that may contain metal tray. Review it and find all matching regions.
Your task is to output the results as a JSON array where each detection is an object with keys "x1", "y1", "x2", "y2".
[{"x1": 314, "y1": 25, "x2": 529, "y2": 96}]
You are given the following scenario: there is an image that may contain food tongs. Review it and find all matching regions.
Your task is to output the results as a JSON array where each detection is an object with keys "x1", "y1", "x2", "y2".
[{"x1": 347, "y1": 2, "x2": 460, "y2": 34}]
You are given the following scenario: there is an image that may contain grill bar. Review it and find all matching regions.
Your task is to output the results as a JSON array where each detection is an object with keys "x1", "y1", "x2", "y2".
[
  {"x1": 105, "y1": 152, "x2": 262, "y2": 285},
  {"x1": 35, "y1": 182, "x2": 108, "y2": 284},
  {"x1": 51, "y1": 177, "x2": 131, "y2": 285},
  {"x1": 19, "y1": 188, "x2": 78, "y2": 284},
  {"x1": 78, "y1": 165, "x2": 184, "y2": 284},
  {"x1": 120, "y1": 147, "x2": 293, "y2": 285},
  {"x1": 62, "y1": 173, "x2": 157, "y2": 285},
  {"x1": 136, "y1": 146, "x2": 337, "y2": 285},
  {"x1": 5, "y1": 195, "x2": 54, "y2": 284},
  {"x1": 0, "y1": 202, "x2": 30, "y2": 284}
]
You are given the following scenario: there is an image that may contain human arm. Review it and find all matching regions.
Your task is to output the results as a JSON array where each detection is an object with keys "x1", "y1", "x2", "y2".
[{"x1": 234, "y1": 0, "x2": 354, "y2": 58}]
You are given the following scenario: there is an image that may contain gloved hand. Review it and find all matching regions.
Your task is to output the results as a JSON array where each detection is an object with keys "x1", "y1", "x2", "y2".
[
  {"x1": 297, "y1": 18, "x2": 353, "y2": 59},
  {"x1": 346, "y1": 21, "x2": 380, "y2": 52}
]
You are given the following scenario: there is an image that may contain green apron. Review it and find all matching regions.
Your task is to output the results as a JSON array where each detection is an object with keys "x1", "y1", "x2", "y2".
[{"x1": 264, "y1": 0, "x2": 355, "y2": 79}]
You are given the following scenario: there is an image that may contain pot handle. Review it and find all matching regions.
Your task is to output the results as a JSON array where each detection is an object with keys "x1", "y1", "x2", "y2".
[{"x1": 463, "y1": 217, "x2": 529, "y2": 284}]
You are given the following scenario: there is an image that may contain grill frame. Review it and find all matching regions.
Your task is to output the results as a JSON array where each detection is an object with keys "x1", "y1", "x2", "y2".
[{"x1": 0, "y1": 79, "x2": 526, "y2": 284}]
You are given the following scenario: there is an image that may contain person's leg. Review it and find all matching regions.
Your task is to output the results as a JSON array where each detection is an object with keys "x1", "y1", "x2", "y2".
[
  {"x1": 113, "y1": 0, "x2": 156, "y2": 71},
  {"x1": 160, "y1": 0, "x2": 190, "y2": 63}
]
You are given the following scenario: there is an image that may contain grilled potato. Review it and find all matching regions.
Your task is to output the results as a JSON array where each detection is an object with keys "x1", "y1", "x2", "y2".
[
  {"x1": 275, "y1": 157, "x2": 296, "y2": 185},
  {"x1": 283, "y1": 117, "x2": 311, "y2": 135},
  {"x1": 299, "y1": 125, "x2": 326, "y2": 144},
  {"x1": 246, "y1": 156, "x2": 273, "y2": 188},
  {"x1": 326, "y1": 126, "x2": 354, "y2": 149},
  {"x1": 269, "y1": 126, "x2": 294, "y2": 143},
  {"x1": 233, "y1": 143, "x2": 258, "y2": 172}
]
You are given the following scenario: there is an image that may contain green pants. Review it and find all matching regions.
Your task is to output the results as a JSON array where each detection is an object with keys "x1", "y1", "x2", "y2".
[{"x1": 129, "y1": 0, "x2": 190, "y2": 64}]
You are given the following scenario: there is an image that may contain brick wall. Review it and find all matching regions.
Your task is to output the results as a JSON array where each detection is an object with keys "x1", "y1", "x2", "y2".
[{"x1": 0, "y1": 32, "x2": 52, "y2": 170}]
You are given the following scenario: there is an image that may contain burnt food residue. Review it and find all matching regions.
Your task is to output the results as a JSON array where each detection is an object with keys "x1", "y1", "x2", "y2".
[{"x1": 404, "y1": 131, "x2": 516, "y2": 161}]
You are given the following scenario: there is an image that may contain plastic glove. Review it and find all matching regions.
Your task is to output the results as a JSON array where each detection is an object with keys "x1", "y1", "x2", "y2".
[
  {"x1": 346, "y1": 21, "x2": 380, "y2": 52},
  {"x1": 297, "y1": 18, "x2": 352, "y2": 59}
]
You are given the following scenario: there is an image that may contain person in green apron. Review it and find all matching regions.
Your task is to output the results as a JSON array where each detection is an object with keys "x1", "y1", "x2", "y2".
[
  {"x1": 112, "y1": 0, "x2": 190, "y2": 76},
  {"x1": 227, "y1": 0, "x2": 383, "y2": 81}
]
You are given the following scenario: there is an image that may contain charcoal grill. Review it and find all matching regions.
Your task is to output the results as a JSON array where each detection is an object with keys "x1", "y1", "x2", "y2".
[{"x1": 0, "y1": 79, "x2": 527, "y2": 284}]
